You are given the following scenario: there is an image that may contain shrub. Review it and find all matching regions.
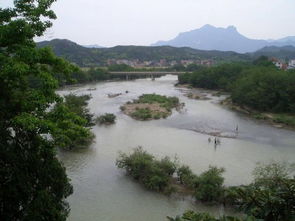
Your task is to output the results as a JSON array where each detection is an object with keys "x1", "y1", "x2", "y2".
[
  {"x1": 116, "y1": 147, "x2": 177, "y2": 193},
  {"x1": 194, "y1": 166, "x2": 225, "y2": 202},
  {"x1": 177, "y1": 165, "x2": 198, "y2": 188},
  {"x1": 96, "y1": 113, "x2": 116, "y2": 125}
]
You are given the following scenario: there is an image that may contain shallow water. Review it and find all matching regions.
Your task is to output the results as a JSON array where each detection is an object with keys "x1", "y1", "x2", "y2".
[{"x1": 58, "y1": 75, "x2": 295, "y2": 221}]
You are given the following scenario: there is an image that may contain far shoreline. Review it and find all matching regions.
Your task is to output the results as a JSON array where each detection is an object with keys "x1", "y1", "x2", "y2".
[{"x1": 176, "y1": 84, "x2": 295, "y2": 131}]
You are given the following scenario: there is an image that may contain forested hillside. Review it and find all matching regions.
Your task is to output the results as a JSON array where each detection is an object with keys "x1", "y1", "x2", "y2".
[
  {"x1": 37, "y1": 39, "x2": 251, "y2": 66},
  {"x1": 251, "y1": 45, "x2": 295, "y2": 60}
]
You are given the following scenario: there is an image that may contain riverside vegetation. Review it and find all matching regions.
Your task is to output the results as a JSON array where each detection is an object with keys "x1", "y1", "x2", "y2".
[
  {"x1": 49, "y1": 94, "x2": 95, "y2": 150},
  {"x1": 178, "y1": 57, "x2": 295, "y2": 128},
  {"x1": 121, "y1": 94, "x2": 181, "y2": 120},
  {"x1": 167, "y1": 210, "x2": 258, "y2": 221},
  {"x1": 96, "y1": 113, "x2": 116, "y2": 125},
  {"x1": 116, "y1": 148, "x2": 295, "y2": 221}
]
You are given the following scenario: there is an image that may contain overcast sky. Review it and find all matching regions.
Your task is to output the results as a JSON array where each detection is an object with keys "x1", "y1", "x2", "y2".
[{"x1": 2, "y1": 0, "x2": 295, "y2": 47}]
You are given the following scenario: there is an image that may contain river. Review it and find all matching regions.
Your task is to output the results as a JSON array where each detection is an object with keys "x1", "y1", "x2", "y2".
[{"x1": 58, "y1": 75, "x2": 295, "y2": 221}]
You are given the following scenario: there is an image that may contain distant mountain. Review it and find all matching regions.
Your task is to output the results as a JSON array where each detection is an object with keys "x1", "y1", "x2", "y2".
[
  {"x1": 251, "y1": 45, "x2": 295, "y2": 60},
  {"x1": 269, "y1": 36, "x2": 295, "y2": 43},
  {"x1": 152, "y1": 25, "x2": 295, "y2": 53},
  {"x1": 37, "y1": 39, "x2": 250, "y2": 67},
  {"x1": 83, "y1": 44, "x2": 105, "y2": 48}
]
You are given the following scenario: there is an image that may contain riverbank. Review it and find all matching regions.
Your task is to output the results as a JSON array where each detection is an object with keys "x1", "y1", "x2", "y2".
[
  {"x1": 176, "y1": 84, "x2": 295, "y2": 130},
  {"x1": 221, "y1": 98, "x2": 295, "y2": 130}
]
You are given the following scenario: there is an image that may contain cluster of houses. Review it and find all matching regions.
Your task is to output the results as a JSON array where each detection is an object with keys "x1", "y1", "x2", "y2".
[
  {"x1": 106, "y1": 59, "x2": 214, "y2": 68},
  {"x1": 271, "y1": 58, "x2": 295, "y2": 70}
]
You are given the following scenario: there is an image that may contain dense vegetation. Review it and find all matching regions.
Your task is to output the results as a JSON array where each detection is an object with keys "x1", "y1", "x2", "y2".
[
  {"x1": 178, "y1": 62, "x2": 248, "y2": 90},
  {"x1": 116, "y1": 148, "x2": 226, "y2": 199},
  {"x1": 178, "y1": 58, "x2": 295, "y2": 126},
  {"x1": 0, "y1": 1, "x2": 85, "y2": 220},
  {"x1": 117, "y1": 149, "x2": 295, "y2": 221},
  {"x1": 37, "y1": 39, "x2": 250, "y2": 67},
  {"x1": 121, "y1": 94, "x2": 181, "y2": 120},
  {"x1": 107, "y1": 63, "x2": 204, "y2": 72},
  {"x1": 167, "y1": 211, "x2": 257, "y2": 221},
  {"x1": 48, "y1": 94, "x2": 95, "y2": 149},
  {"x1": 116, "y1": 147, "x2": 177, "y2": 193},
  {"x1": 231, "y1": 67, "x2": 295, "y2": 112},
  {"x1": 55, "y1": 67, "x2": 110, "y2": 86},
  {"x1": 251, "y1": 45, "x2": 295, "y2": 61},
  {"x1": 96, "y1": 113, "x2": 116, "y2": 125},
  {"x1": 225, "y1": 162, "x2": 295, "y2": 221}
]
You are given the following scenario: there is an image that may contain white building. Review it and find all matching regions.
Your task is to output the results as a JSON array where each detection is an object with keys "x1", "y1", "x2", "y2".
[{"x1": 288, "y1": 59, "x2": 295, "y2": 69}]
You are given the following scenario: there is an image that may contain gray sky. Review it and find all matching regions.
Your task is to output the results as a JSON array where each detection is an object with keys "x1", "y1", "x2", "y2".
[{"x1": 2, "y1": 0, "x2": 295, "y2": 47}]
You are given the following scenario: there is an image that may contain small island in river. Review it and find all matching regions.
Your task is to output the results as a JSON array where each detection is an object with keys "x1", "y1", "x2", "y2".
[{"x1": 121, "y1": 94, "x2": 183, "y2": 120}]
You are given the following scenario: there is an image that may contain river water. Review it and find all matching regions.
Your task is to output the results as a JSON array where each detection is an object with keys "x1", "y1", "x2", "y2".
[{"x1": 58, "y1": 75, "x2": 295, "y2": 221}]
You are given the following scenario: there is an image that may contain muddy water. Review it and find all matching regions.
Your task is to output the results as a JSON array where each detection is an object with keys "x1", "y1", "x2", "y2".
[{"x1": 58, "y1": 75, "x2": 295, "y2": 221}]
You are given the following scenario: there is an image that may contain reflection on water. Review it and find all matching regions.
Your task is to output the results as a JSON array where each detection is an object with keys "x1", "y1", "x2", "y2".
[{"x1": 58, "y1": 75, "x2": 295, "y2": 221}]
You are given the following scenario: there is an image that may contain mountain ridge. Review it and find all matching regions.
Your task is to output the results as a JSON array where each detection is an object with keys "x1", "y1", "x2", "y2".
[
  {"x1": 37, "y1": 39, "x2": 295, "y2": 67},
  {"x1": 152, "y1": 25, "x2": 295, "y2": 53},
  {"x1": 37, "y1": 38, "x2": 250, "y2": 66}
]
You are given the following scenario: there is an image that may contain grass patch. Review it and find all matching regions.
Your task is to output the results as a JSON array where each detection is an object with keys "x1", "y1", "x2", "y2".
[
  {"x1": 135, "y1": 94, "x2": 179, "y2": 111},
  {"x1": 131, "y1": 108, "x2": 152, "y2": 120},
  {"x1": 272, "y1": 113, "x2": 295, "y2": 127},
  {"x1": 121, "y1": 94, "x2": 181, "y2": 121}
]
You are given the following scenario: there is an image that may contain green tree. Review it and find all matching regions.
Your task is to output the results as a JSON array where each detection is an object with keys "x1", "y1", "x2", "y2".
[
  {"x1": 0, "y1": 1, "x2": 84, "y2": 220},
  {"x1": 253, "y1": 56, "x2": 274, "y2": 67},
  {"x1": 108, "y1": 64, "x2": 134, "y2": 71},
  {"x1": 231, "y1": 67, "x2": 295, "y2": 112},
  {"x1": 194, "y1": 166, "x2": 225, "y2": 202},
  {"x1": 227, "y1": 162, "x2": 295, "y2": 221}
]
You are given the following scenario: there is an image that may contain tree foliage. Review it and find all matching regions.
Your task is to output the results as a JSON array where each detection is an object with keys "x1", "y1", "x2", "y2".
[
  {"x1": 0, "y1": 1, "x2": 89, "y2": 220},
  {"x1": 116, "y1": 147, "x2": 177, "y2": 193},
  {"x1": 194, "y1": 166, "x2": 225, "y2": 202},
  {"x1": 231, "y1": 67, "x2": 295, "y2": 112},
  {"x1": 116, "y1": 148, "x2": 225, "y2": 199},
  {"x1": 226, "y1": 162, "x2": 295, "y2": 221},
  {"x1": 178, "y1": 60, "x2": 295, "y2": 113},
  {"x1": 178, "y1": 63, "x2": 247, "y2": 90},
  {"x1": 47, "y1": 94, "x2": 95, "y2": 150}
]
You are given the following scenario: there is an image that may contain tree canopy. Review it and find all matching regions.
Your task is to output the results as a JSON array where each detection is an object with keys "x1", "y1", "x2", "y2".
[
  {"x1": 178, "y1": 60, "x2": 295, "y2": 113},
  {"x1": 0, "y1": 1, "x2": 87, "y2": 220}
]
